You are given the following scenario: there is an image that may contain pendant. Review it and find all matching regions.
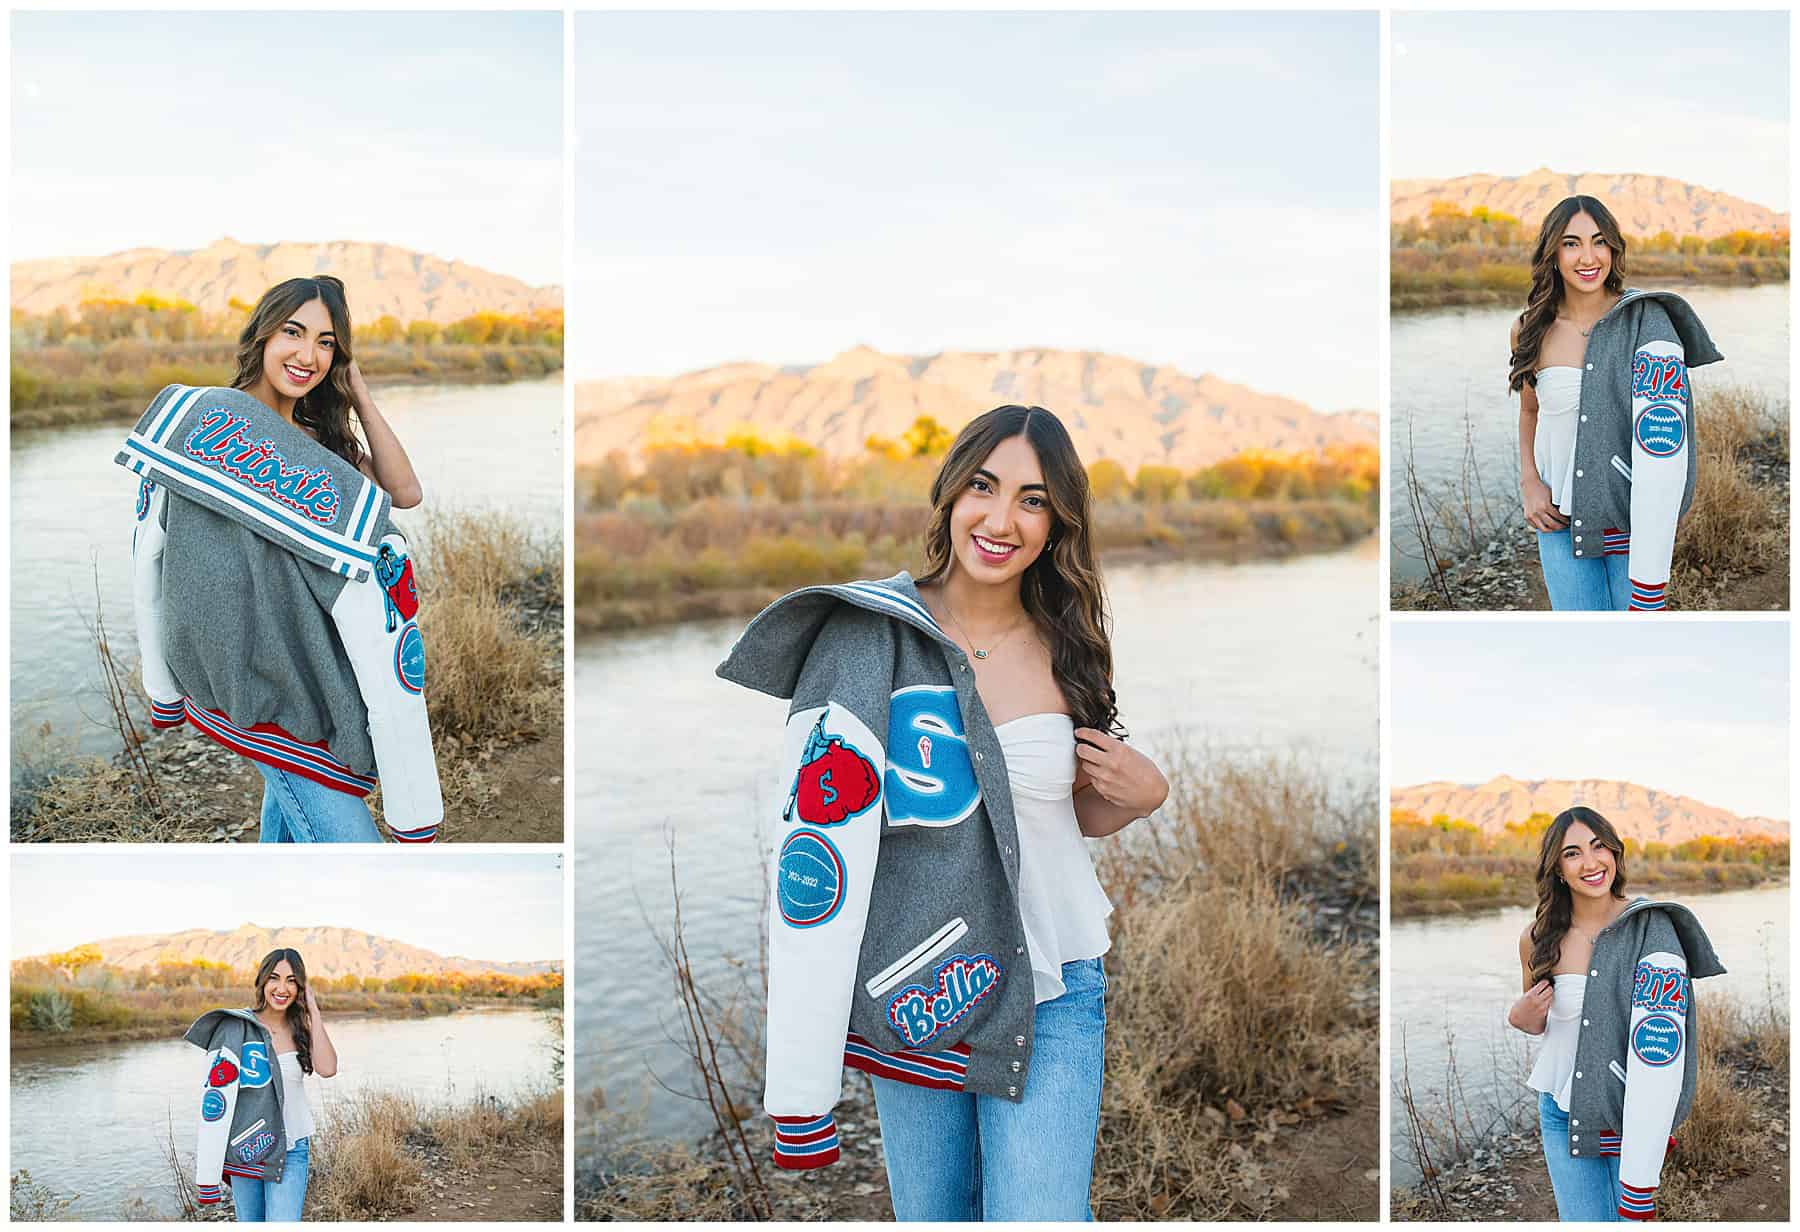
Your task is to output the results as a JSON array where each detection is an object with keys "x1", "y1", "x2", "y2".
[{"x1": 974, "y1": 649, "x2": 988, "y2": 659}]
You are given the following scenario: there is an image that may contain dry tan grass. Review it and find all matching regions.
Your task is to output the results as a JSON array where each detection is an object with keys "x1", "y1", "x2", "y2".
[{"x1": 1667, "y1": 384, "x2": 1788, "y2": 608}]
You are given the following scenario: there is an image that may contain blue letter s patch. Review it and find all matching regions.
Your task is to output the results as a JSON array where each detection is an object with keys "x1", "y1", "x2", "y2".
[{"x1": 884, "y1": 686, "x2": 980, "y2": 828}]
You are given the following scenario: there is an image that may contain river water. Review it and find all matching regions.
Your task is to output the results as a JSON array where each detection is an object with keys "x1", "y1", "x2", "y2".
[
  {"x1": 1389, "y1": 882, "x2": 1789, "y2": 1187},
  {"x1": 9, "y1": 1005, "x2": 559, "y2": 1219},
  {"x1": 9, "y1": 378, "x2": 562, "y2": 765},
  {"x1": 1390, "y1": 283, "x2": 1790, "y2": 581},
  {"x1": 572, "y1": 542, "x2": 1379, "y2": 1161}
]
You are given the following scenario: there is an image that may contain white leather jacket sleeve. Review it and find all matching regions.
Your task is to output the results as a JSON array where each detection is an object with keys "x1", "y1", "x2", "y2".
[
  {"x1": 327, "y1": 532, "x2": 443, "y2": 839},
  {"x1": 1624, "y1": 337, "x2": 1690, "y2": 610},
  {"x1": 762, "y1": 701, "x2": 886, "y2": 1169},
  {"x1": 1617, "y1": 947, "x2": 1689, "y2": 1218},
  {"x1": 194, "y1": 1042, "x2": 242, "y2": 1204},
  {"x1": 129, "y1": 480, "x2": 184, "y2": 725}
]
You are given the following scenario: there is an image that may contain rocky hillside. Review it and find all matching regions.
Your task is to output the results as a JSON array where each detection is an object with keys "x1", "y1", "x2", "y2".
[
  {"x1": 1392, "y1": 170, "x2": 1789, "y2": 239},
  {"x1": 575, "y1": 345, "x2": 1375, "y2": 472},
  {"x1": 30, "y1": 923, "x2": 558, "y2": 980},
  {"x1": 11, "y1": 238, "x2": 562, "y2": 323},
  {"x1": 1391, "y1": 775, "x2": 1788, "y2": 844}
]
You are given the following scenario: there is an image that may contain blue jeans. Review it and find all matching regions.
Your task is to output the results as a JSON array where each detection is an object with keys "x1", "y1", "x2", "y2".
[
  {"x1": 1536, "y1": 529, "x2": 1631, "y2": 611},
  {"x1": 229, "y1": 1136, "x2": 310, "y2": 1222},
  {"x1": 1539, "y1": 1092, "x2": 1620, "y2": 1221},
  {"x1": 869, "y1": 956, "x2": 1106, "y2": 1221},
  {"x1": 255, "y1": 763, "x2": 382, "y2": 843}
]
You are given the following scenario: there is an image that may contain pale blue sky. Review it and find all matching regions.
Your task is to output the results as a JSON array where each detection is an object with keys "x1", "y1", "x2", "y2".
[
  {"x1": 1393, "y1": 11, "x2": 1789, "y2": 211},
  {"x1": 574, "y1": 11, "x2": 1380, "y2": 411},
  {"x1": 1392, "y1": 622, "x2": 1789, "y2": 821},
  {"x1": 10, "y1": 851, "x2": 564, "y2": 963},
  {"x1": 10, "y1": 11, "x2": 562, "y2": 284}
]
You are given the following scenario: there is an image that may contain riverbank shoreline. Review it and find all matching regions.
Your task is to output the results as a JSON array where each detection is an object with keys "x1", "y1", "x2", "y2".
[
  {"x1": 1392, "y1": 268, "x2": 1789, "y2": 313},
  {"x1": 577, "y1": 510, "x2": 1374, "y2": 634},
  {"x1": 10, "y1": 999, "x2": 549, "y2": 1053},
  {"x1": 1393, "y1": 873, "x2": 1789, "y2": 921}
]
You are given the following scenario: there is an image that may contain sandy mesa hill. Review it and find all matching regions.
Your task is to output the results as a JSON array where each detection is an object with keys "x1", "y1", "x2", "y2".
[
  {"x1": 1391, "y1": 776, "x2": 1789, "y2": 845},
  {"x1": 575, "y1": 346, "x2": 1376, "y2": 473},
  {"x1": 1392, "y1": 170, "x2": 1790, "y2": 240},
  {"x1": 11, "y1": 238, "x2": 563, "y2": 324},
  {"x1": 28, "y1": 924, "x2": 558, "y2": 981}
]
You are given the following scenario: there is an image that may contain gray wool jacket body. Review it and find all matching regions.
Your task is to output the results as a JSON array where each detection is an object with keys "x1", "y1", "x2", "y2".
[
  {"x1": 717, "y1": 575, "x2": 1041, "y2": 1140},
  {"x1": 1563, "y1": 288, "x2": 1722, "y2": 557},
  {"x1": 185, "y1": 1008, "x2": 289, "y2": 1197}
]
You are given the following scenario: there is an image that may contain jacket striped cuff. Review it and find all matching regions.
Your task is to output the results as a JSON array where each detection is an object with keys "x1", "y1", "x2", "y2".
[
  {"x1": 195, "y1": 1183, "x2": 223, "y2": 1205},
  {"x1": 1619, "y1": 1180, "x2": 1656, "y2": 1220},
  {"x1": 771, "y1": 1113, "x2": 840, "y2": 1169},
  {"x1": 1598, "y1": 1131, "x2": 1620, "y2": 1156},
  {"x1": 1629, "y1": 579, "x2": 1667, "y2": 610},
  {"x1": 150, "y1": 698, "x2": 186, "y2": 729},
  {"x1": 389, "y1": 824, "x2": 439, "y2": 843},
  {"x1": 1602, "y1": 528, "x2": 1630, "y2": 556}
]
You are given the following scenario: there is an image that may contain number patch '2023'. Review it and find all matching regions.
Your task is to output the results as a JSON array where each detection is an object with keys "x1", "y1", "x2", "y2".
[{"x1": 884, "y1": 686, "x2": 980, "y2": 828}]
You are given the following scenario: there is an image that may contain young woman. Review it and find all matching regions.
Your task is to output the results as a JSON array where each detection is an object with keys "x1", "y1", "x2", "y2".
[
  {"x1": 718, "y1": 405, "x2": 1168, "y2": 1220},
  {"x1": 122, "y1": 278, "x2": 444, "y2": 842},
  {"x1": 186, "y1": 948, "x2": 337, "y2": 1221},
  {"x1": 1506, "y1": 196, "x2": 1722, "y2": 611},
  {"x1": 1506, "y1": 807, "x2": 1723, "y2": 1221}
]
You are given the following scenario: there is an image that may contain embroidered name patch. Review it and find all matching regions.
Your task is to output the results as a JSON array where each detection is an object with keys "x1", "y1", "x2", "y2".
[
  {"x1": 236, "y1": 1131, "x2": 277, "y2": 1163},
  {"x1": 1635, "y1": 403, "x2": 1686, "y2": 457},
  {"x1": 184, "y1": 411, "x2": 342, "y2": 524},
  {"x1": 787, "y1": 713, "x2": 880, "y2": 826},
  {"x1": 395, "y1": 623, "x2": 426, "y2": 695},
  {"x1": 1633, "y1": 964, "x2": 1689, "y2": 1013},
  {"x1": 777, "y1": 829, "x2": 846, "y2": 929},
  {"x1": 886, "y1": 954, "x2": 1002, "y2": 1048},
  {"x1": 1632, "y1": 1013, "x2": 1683, "y2": 1066},
  {"x1": 208, "y1": 1058, "x2": 239, "y2": 1087},
  {"x1": 885, "y1": 686, "x2": 980, "y2": 828},
  {"x1": 201, "y1": 1090, "x2": 227, "y2": 1121}
]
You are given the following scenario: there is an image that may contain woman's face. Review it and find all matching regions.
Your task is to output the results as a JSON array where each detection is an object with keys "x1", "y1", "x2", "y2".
[
  {"x1": 1557, "y1": 211, "x2": 1611, "y2": 294},
  {"x1": 262, "y1": 960, "x2": 300, "y2": 1012},
  {"x1": 1557, "y1": 821, "x2": 1616, "y2": 899},
  {"x1": 946, "y1": 433, "x2": 1054, "y2": 586},
  {"x1": 261, "y1": 296, "x2": 336, "y2": 399}
]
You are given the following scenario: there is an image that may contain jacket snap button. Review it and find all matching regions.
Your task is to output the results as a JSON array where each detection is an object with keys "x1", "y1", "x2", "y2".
[
  {"x1": 1575, "y1": 1071, "x2": 1582, "y2": 1079},
  {"x1": 1590, "y1": 969, "x2": 1598, "y2": 977},
  {"x1": 1015, "y1": 1036, "x2": 1025, "y2": 1046},
  {"x1": 1008, "y1": 1086, "x2": 1019, "y2": 1097},
  {"x1": 1580, "y1": 414, "x2": 1588, "y2": 422},
  {"x1": 1572, "y1": 1149, "x2": 1580, "y2": 1156},
  {"x1": 974, "y1": 751, "x2": 983, "y2": 764},
  {"x1": 1582, "y1": 1019, "x2": 1589, "y2": 1027},
  {"x1": 1574, "y1": 520, "x2": 1582, "y2": 527},
  {"x1": 1571, "y1": 1119, "x2": 1579, "y2": 1127},
  {"x1": 959, "y1": 663, "x2": 967, "y2": 672},
  {"x1": 1586, "y1": 363, "x2": 1593, "y2": 370},
  {"x1": 1575, "y1": 469, "x2": 1583, "y2": 478},
  {"x1": 1574, "y1": 536, "x2": 1582, "y2": 543},
  {"x1": 1571, "y1": 1134, "x2": 1579, "y2": 1142},
  {"x1": 1005, "y1": 846, "x2": 1013, "y2": 855},
  {"x1": 1011, "y1": 1061, "x2": 1022, "y2": 1072},
  {"x1": 1015, "y1": 946, "x2": 1025, "y2": 955}
]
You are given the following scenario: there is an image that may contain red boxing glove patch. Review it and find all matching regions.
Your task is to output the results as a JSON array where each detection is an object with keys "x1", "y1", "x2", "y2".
[
  {"x1": 208, "y1": 1058, "x2": 239, "y2": 1087},
  {"x1": 787, "y1": 714, "x2": 879, "y2": 826}
]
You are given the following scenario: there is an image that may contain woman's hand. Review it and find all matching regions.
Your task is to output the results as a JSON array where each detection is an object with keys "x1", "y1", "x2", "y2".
[
  {"x1": 1508, "y1": 979, "x2": 1553, "y2": 1034},
  {"x1": 1073, "y1": 729, "x2": 1168, "y2": 819},
  {"x1": 304, "y1": 984, "x2": 322, "y2": 1022},
  {"x1": 346, "y1": 359, "x2": 372, "y2": 405},
  {"x1": 1521, "y1": 474, "x2": 1568, "y2": 533}
]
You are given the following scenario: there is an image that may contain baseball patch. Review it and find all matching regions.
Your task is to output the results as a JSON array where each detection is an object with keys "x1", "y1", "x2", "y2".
[
  {"x1": 886, "y1": 953, "x2": 1002, "y2": 1048},
  {"x1": 1634, "y1": 403, "x2": 1685, "y2": 457},
  {"x1": 1632, "y1": 1013, "x2": 1683, "y2": 1067},
  {"x1": 786, "y1": 712, "x2": 880, "y2": 826},
  {"x1": 394, "y1": 622, "x2": 426, "y2": 694},
  {"x1": 201, "y1": 1089, "x2": 227, "y2": 1121},
  {"x1": 778, "y1": 829, "x2": 846, "y2": 929}
]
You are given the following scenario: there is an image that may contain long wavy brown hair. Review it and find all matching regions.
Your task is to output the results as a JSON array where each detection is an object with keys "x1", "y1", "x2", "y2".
[
  {"x1": 918, "y1": 405, "x2": 1121, "y2": 735},
  {"x1": 1507, "y1": 195, "x2": 1629, "y2": 392},
  {"x1": 252, "y1": 947, "x2": 314, "y2": 1075},
  {"x1": 1527, "y1": 806, "x2": 1630, "y2": 985},
  {"x1": 231, "y1": 276, "x2": 366, "y2": 467}
]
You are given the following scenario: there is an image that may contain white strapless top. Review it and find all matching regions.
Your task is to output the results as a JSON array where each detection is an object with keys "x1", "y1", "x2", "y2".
[
  {"x1": 278, "y1": 1050, "x2": 316, "y2": 1144},
  {"x1": 995, "y1": 713, "x2": 1114, "y2": 1004},
  {"x1": 1532, "y1": 366, "x2": 1583, "y2": 515},
  {"x1": 1525, "y1": 974, "x2": 1585, "y2": 1112}
]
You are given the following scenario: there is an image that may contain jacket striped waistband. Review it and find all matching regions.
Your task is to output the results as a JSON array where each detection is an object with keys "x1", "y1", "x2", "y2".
[
  {"x1": 163, "y1": 698, "x2": 378, "y2": 796},
  {"x1": 843, "y1": 1031, "x2": 971, "y2": 1091}
]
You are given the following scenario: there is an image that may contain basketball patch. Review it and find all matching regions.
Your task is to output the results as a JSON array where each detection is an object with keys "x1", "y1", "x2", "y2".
[
  {"x1": 778, "y1": 829, "x2": 846, "y2": 929},
  {"x1": 201, "y1": 1090, "x2": 227, "y2": 1121},
  {"x1": 394, "y1": 623, "x2": 426, "y2": 694},
  {"x1": 1632, "y1": 1014, "x2": 1682, "y2": 1066},
  {"x1": 1635, "y1": 403, "x2": 1685, "y2": 457}
]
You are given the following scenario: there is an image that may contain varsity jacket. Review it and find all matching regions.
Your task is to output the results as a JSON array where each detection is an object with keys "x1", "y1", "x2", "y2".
[
  {"x1": 717, "y1": 574, "x2": 1039, "y2": 1170},
  {"x1": 1555, "y1": 897, "x2": 1723, "y2": 1220},
  {"x1": 1560, "y1": 289, "x2": 1722, "y2": 610},
  {"x1": 118, "y1": 384, "x2": 444, "y2": 841},
  {"x1": 185, "y1": 1009, "x2": 289, "y2": 1202}
]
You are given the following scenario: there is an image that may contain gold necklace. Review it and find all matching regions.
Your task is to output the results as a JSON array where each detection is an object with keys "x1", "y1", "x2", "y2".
[{"x1": 942, "y1": 597, "x2": 1029, "y2": 661}]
